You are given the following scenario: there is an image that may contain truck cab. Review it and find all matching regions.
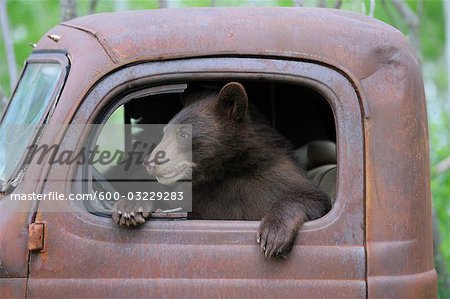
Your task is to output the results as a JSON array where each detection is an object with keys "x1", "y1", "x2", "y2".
[{"x1": 0, "y1": 8, "x2": 436, "y2": 298}]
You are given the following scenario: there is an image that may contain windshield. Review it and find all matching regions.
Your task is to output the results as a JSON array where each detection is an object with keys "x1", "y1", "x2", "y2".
[{"x1": 0, "y1": 63, "x2": 63, "y2": 190}]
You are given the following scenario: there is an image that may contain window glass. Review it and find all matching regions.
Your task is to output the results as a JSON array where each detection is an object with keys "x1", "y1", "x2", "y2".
[
  {"x1": 94, "y1": 106, "x2": 125, "y2": 174},
  {"x1": 0, "y1": 63, "x2": 62, "y2": 188}
]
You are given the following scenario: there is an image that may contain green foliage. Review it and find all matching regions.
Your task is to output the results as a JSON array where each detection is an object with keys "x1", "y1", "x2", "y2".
[
  {"x1": 1, "y1": 0, "x2": 60, "y2": 95},
  {"x1": 180, "y1": 0, "x2": 215, "y2": 7},
  {"x1": 421, "y1": 1, "x2": 445, "y2": 59},
  {"x1": 274, "y1": 0, "x2": 294, "y2": 7}
]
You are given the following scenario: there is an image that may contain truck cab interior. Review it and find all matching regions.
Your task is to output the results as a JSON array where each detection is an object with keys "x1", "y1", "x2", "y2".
[{"x1": 88, "y1": 80, "x2": 337, "y2": 217}]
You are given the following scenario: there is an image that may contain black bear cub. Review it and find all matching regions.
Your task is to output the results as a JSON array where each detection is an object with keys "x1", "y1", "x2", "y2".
[{"x1": 113, "y1": 82, "x2": 331, "y2": 258}]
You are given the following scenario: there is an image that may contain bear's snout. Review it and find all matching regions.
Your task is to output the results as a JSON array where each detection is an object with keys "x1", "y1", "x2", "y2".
[
  {"x1": 143, "y1": 151, "x2": 191, "y2": 185},
  {"x1": 142, "y1": 156, "x2": 156, "y2": 173}
]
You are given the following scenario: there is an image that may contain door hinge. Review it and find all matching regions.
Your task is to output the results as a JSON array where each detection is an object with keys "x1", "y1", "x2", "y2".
[{"x1": 28, "y1": 221, "x2": 47, "y2": 253}]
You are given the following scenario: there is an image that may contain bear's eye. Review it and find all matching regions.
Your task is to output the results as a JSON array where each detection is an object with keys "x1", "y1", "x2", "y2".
[{"x1": 179, "y1": 132, "x2": 188, "y2": 139}]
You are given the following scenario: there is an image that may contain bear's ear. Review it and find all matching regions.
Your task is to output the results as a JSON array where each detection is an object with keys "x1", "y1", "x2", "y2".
[{"x1": 216, "y1": 82, "x2": 248, "y2": 121}]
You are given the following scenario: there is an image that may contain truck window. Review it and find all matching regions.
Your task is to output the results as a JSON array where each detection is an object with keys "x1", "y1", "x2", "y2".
[
  {"x1": 0, "y1": 62, "x2": 63, "y2": 192},
  {"x1": 84, "y1": 81, "x2": 336, "y2": 219}
]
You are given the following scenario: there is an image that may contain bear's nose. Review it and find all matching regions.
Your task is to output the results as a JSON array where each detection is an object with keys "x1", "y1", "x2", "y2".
[{"x1": 143, "y1": 156, "x2": 156, "y2": 172}]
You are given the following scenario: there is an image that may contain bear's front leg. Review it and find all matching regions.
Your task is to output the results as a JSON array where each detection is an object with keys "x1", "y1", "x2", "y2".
[
  {"x1": 112, "y1": 199, "x2": 153, "y2": 227},
  {"x1": 257, "y1": 208, "x2": 306, "y2": 258}
]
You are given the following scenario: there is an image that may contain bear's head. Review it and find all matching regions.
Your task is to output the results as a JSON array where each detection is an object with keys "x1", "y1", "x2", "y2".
[{"x1": 143, "y1": 82, "x2": 249, "y2": 185}]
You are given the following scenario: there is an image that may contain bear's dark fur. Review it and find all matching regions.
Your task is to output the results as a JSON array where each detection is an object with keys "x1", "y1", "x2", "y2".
[
  {"x1": 113, "y1": 82, "x2": 331, "y2": 258},
  {"x1": 153, "y1": 82, "x2": 330, "y2": 258}
]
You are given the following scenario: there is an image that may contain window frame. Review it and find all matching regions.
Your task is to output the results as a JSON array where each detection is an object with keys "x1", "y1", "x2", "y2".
[
  {"x1": 57, "y1": 57, "x2": 364, "y2": 246},
  {"x1": 0, "y1": 52, "x2": 69, "y2": 192}
]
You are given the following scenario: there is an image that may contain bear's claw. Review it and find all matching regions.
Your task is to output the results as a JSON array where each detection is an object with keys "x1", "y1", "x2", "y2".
[
  {"x1": 258, "y1": 215, "x2": 299, "y2": 258},
  {"x1": 112, "y1": 199, "x2": 151, "y2": 227}
]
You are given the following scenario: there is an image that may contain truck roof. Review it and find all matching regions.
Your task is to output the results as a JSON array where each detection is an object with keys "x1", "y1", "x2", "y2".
[{"x1": 36, "y1": 7, "x2": 417, "y2": 82}]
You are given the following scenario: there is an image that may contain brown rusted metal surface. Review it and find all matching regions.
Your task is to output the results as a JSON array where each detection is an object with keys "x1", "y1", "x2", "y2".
[
  {"x1": 28, "y1": 222, "x2": 47, "y2": 252},
  {"x1": 0, "y1": 279, "x2": 27, "y2": 298},
  {"x1": 0, "y1": 200, "x2": 34, "y2": 279},
  {"x1": 0, "y1": 7, "x2": 435, "y2": 298},
  {"x1": 26, "y1": 57, "x2": 366, "y2": 298}
]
